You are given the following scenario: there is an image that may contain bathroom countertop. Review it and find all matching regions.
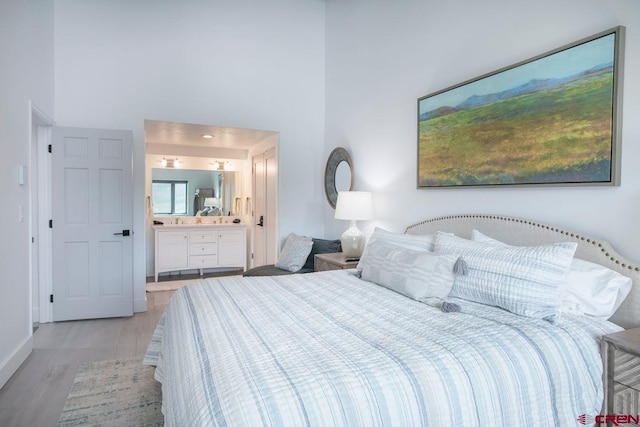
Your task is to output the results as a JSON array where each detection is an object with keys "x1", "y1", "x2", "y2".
[{"x1": 152, "y1": 222, "x2": 245, "y2": 229}]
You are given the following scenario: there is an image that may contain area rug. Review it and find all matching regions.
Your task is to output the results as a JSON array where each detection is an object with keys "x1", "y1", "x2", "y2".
[
  {"x1": 57, "y1": 358, "x2": 162, "y2": 427},
  {"x1": 146, "y1": 278, "x2": 201, "y2": 292}
]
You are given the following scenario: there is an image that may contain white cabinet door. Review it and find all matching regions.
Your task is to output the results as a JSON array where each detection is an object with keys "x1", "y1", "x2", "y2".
[
  {"x1": 158, "y1": 231, "x2": 189, "y2": 270},
  {"x1": 218, "y1": 229, "x2": 246, "y2": 267}
]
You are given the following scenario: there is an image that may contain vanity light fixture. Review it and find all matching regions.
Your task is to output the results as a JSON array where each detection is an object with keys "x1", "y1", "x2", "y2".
[
  {"x1": 210, "y1": 160, "x2": 231, "y2": 171},
  {"x1": 160, "y1": 157, "x2": 180, "y2": 168}
]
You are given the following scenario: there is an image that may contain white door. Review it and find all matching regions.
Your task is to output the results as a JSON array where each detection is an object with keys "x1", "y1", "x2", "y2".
[
  {"x1": 52, "y1": 127, "x2": 133, "y2": 321},
  {"x1": 252, "y1": 148, "x2": 277, "y2": 266},
  {"x1": 264, "y1": 149, "x2": 277, "y2": 265}
]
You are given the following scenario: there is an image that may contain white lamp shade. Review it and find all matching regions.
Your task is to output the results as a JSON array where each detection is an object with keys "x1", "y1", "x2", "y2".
[
  {"x1": 204, "y1": 197, "x2": 220, "y2": 207},
  {"x1": 334, "y1": 191, "x2": 374, "y2": 220}
]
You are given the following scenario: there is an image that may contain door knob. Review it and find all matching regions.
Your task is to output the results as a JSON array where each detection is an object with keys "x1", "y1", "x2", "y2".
[
  {"x1": 113, "y1": 229, "x2": 131, "y2": 236},
  {"x1": 257, "y1": 215, "x2": 264, "y2": 227}
]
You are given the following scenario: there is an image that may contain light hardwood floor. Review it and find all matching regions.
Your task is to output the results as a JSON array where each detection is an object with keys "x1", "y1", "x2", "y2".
[{"x1": 0, "y1": 290, "x2": 175, "y2": 427}]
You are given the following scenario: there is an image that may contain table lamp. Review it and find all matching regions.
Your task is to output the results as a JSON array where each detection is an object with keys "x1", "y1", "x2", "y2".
[{"x1": 334, "y1": 191, "x2": 374, "y2": 259}]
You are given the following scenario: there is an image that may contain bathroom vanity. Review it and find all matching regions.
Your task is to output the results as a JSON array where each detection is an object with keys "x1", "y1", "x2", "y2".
[{"x1": 153, "y1": 224, "x2": 246, "y2": 281}]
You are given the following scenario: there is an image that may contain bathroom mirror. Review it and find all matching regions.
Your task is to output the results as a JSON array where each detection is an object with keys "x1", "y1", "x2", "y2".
[
  {"x1": 324, "y1": 147, "x2": 353, "y2": 209},
  {"x1": 152, "y1": 168, "x2": 242, "y2": 216}
]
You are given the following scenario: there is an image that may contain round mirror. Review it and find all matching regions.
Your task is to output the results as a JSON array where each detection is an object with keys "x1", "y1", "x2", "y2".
[
  {"x1": 324, "y1": 147, "x2": 353, "y2": 209},
  {"x1": 335, "y1": 162, "x2": 351, "y2": 193}
]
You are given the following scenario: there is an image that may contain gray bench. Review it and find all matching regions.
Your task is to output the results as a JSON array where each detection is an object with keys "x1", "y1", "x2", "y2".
[{"x1": 243, "y1": 238, "x2": 341, "y2": 277}]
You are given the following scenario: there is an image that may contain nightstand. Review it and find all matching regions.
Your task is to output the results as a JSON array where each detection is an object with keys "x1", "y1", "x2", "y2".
[
  {"x1": 314, "y1": 252, "x2": 359, "y2": 272},
  {"x1": 602, "y1": 328, "x2": 640, "y2": 419}
]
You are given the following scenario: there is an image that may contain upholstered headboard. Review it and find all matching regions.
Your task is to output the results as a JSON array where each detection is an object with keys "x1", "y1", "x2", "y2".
[{"x1": 405, "y1": 214, "x2": 640, "y2": 329}]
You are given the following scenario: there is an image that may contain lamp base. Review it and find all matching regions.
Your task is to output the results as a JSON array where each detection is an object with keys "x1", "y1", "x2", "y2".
[{"x1": 341, "y1": 220, "x2": 365, "y2": 259}]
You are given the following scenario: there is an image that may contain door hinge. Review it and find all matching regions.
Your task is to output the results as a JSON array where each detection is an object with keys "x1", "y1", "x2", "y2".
[
  {"x1": 48, "y1": 144, "x2": 52, "y2": 153},
  {"x1": 251, "y1": 253, "x2": 254, "y2": 259},
  {"x1": 32, "y1": 236, "x2": 35, "y2": 243},
  {"x1": 49, "y1": 219, "x2": 53, "y2": 228},
  {"x1": 49, "y1": 294, "x2": 54, "y2": 303}
]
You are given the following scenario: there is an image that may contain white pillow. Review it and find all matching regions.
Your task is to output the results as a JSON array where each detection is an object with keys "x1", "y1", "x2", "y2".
[
  {"x1": 435, "y1": 232, "x2": 577, "y2": 320},
  {"x1": 356, "y1": 228, "x2": 441, "y2": 271},
  {"x1": 472, "y1": 229, "x2": 632, "y2": 319},
  {"x1": 359, "y1": 239, "x2": 459, "y2": 306},
  {"x1": 275, "y1": 233, "x2": 313, "y2": 272}
]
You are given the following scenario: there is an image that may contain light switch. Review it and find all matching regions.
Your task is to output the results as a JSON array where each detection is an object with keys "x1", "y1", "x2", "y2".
[
  {"x1": 18, "y1": 205, "x2": 24, "y2": 222},
  {"x1": 18, "y1": 165, "x2": 25, "y2": 185}
]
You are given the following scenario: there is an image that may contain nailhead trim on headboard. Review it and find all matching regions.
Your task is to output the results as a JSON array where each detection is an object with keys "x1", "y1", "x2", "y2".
[{"x1": 405, "y1": 214, "x2": 640, "y2": 272}]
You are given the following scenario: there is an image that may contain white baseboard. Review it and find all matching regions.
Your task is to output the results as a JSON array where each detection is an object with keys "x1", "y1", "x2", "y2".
[{"x1": 0, "y1": 335, "x2": 33, "y2": 389}]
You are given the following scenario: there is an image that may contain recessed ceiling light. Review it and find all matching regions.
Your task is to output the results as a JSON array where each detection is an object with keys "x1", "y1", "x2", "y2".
[{"x1": 202, "y1": 134, "x2": 214, "y2": 139}]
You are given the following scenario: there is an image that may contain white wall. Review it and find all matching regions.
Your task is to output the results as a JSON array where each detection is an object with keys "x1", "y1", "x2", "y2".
[
  {"x1": 324, "y1": 0, "x2": 640, "y2": 260},
  {"x1": 0, "y1": 0, "x2": 55, "y2": 388},
  {"x1": 54, "y1": 0, "x2": 326, "y2": 308}
]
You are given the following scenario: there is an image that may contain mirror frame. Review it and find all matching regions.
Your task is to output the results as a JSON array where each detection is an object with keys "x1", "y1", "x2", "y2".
[{"x1": 324, "y1": 147, "x2": 354, "y2": 209}]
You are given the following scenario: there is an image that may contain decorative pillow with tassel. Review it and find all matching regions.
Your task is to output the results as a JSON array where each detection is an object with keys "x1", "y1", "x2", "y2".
[
  {"x1": 359, "y1": 239, "x2": 462, "y2": 306},
  {"x1": 435, "y1": 232, "x2": 576, "y2": 321}
]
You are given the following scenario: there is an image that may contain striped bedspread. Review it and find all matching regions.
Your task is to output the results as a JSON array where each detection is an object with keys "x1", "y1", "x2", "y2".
[{"x1": 144, "y1": 270, "x2": 621, "y2": 426}]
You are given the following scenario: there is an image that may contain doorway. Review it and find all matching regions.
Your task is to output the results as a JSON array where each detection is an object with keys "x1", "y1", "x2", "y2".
[
  {"x1": 29, "y1": 102, "x2": 54, "y2": 324},
  {"x1": 29, "y1": 106, "x2": 136, "y2": 323},
  {"x1": 144, "y1": 120, "x2": 279, "y2": 277}
]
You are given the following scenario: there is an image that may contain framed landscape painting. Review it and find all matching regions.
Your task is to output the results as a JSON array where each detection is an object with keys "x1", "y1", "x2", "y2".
[{"x1": 417, "y1": 26, "x2": 625, "y2": 188}]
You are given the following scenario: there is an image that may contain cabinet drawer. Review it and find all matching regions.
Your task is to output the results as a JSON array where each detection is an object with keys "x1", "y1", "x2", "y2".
[
  {"x1": 189, "y1": 230, "x2": 217, "y2": 243},
  {"x1": 314, "y1": 257, "x2": 342, "y2": 272},
  {"x1": 189, "y1": 255, "x2": 217, "y2": 268},
  {"x1": 190, "y1": 243, "x2": 216, "y2": 256}
]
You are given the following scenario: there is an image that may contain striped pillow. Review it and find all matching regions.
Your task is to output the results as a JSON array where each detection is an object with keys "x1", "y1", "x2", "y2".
[
  {"x1": 360, "y1": 240, "x2": 459, "y2": 306},
  {"x1": 357, "y1": 228, "x2": 440, "y2": 271},
  {"x1": 471, "y1": 229, "x2": 632, "y2": 319},
  {"x1": 435, "y1": 233, "x2": 577, "y2": 320}
]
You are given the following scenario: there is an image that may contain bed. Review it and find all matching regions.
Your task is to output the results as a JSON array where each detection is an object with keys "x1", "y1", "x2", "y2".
[{"x1": 144, "y1": 214, "x2": 640, "y2": 426}]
